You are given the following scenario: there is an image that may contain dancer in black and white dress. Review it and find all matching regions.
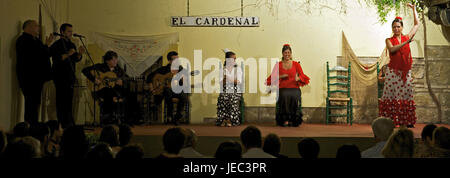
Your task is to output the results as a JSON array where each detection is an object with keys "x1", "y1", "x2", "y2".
[{"x1": 216, "y1": 51, "x2": 243, "y2": 127}]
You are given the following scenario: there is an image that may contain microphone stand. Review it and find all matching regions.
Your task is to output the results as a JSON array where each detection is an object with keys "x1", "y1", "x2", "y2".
[{"x1": 77, "y1": 36, "x2": 100, "y2": 128}]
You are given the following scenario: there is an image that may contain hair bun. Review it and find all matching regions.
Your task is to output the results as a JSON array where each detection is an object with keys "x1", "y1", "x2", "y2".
[{"x1": 395, "y1": 16, "x2": 403, "y2": 20}]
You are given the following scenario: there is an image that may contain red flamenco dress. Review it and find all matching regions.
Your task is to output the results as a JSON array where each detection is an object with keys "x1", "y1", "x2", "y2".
[
  {"x1": 266, "y1": 61, "x2": 310, "y2": 127},
  {"x1": 379, "y1": 35, "x2": 417, "y2": 126}
]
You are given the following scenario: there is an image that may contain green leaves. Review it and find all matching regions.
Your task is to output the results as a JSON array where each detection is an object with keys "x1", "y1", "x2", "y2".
[{"x1": 366, "y1": 0, "x2": 425, "y2": 23}]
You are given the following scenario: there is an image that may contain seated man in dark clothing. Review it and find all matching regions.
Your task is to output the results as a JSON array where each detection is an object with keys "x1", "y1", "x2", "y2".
[
  {"x1": 82, "y1": 51, "x2": 127, "y2": 125},
  {"x1": 146, "y1": 51, "x2": 187, "y2": 125}
]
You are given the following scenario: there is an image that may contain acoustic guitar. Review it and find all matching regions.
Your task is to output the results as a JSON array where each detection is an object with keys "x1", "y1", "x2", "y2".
[
  {"x1": 150, "y1": 70, "x2": 199, "y2": 95},
  {"x1": 88, "y1": 70, "x2": 123, "y2": 92}
]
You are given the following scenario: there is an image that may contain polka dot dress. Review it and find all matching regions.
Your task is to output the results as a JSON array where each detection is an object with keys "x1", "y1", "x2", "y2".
[
  {"x1": 216, "y1": 85, "x2": 242, "y2": 126},
  {"x1": 379, "y1": 67, "x2": 417, "y2": 126},
  {"x1": 216, "y1": 67, "x2": 243, "y2": 126}
]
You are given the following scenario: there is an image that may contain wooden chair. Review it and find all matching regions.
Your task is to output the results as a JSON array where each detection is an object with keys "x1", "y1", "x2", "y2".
[
  {"x1": 163, "y1": 95, "x2": 190, "y2": 124},
  {"x1": 326, "y1": 62, "x2": 353, "y2": 125}
]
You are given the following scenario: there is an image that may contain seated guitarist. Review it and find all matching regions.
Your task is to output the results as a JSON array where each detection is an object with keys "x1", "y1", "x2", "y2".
[
  {"x1": 146, "y1": 51, "x2": 186, "y2": 125},
  {"x1": 82, "y1": 51, "x2": 127, "y2": 125}
]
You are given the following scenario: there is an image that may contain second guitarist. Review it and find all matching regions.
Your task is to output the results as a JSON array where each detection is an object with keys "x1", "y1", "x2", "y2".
[
  {"x1": 146, "y1": 51, "x2": 186, "y2": 125},
  {"x1": 82, "y1": 51, "x2": 127, "y2": 125}
]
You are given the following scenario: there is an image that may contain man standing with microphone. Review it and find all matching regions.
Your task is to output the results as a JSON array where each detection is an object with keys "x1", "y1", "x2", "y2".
[
  {"x1": 50, "y1": 23, "x2": 85, "y2": 129},
  {"x1": 16, "y1": 20, "x2": 55, "y2": 126}
]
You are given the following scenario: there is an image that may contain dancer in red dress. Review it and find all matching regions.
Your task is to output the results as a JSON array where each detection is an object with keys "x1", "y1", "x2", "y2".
[
  {"x1": 266, "y1": 44, "x2": 310, "y2": 127},
  {"x1": 379, "y1": 3, "x2": 419, "y2": 128}
]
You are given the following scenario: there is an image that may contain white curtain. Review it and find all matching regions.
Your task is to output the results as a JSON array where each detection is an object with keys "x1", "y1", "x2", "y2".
[{"x1": 92, "y1": 32, "x2": 179, "y2": 77}]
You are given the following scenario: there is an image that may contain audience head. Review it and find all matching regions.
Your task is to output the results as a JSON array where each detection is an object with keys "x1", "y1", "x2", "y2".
[
  {"x1": 118, "y1": 124, "x2": 133, "y2": 147},
  {"x1": 263, "y1": 133, "x2": 282, "y2": 156},
  {"x1": 60, "y1": 125, "x2": 88, "y2": 159},
  {"x1": 336, "y1": 144, "x2": 361, "y2": 159},
  {"x1": 382, "y1": 128, "x2": 415, "y2": 158},
  {"x1": 86, "y1": 142, "x2": 113, "y2": 160},
  {"x1": 99, "y1": 125, "x2": 119, "y2": 147},
  {"x1": 240, "y1": 126, "x2": 262, "y2": 149},
  {"x1": 116, "y1": 144, "x2": 145, "y2": 159},
  {"x1": 13, "y1": 122, "x2": 30, "y2": 138},
  {"x1": 432, "y1": 126, "x2": 450, "y2": 150},
  {"x1": 4, "y1": 138, "x2": 33, "y2": 159},
  {"x1": 215, "y1": 141, "x2": 242, "y2": 159},
  {"x1": 421, "y1": 124, "x2": 437, "y2": 143},
  {"x1": 297, "y1": 138, "x2": 320, "y2": 159},
  {"x1": 183, "y1": 129, "x2": 198, "y2": 149},
  {"x1": 371, "y1": 117, "x2": 395, "y2": 142},
  {"x1": 162, "y1": 127, "x2": 185, "y2": 154},
  {"x1": 46, "y1": 120, "x2": 62, "y2": 139},
  {"x1": 4, "y1": 136, "x2": 41, "y2": 159},
  {"x1": 29, "y1": 122, "x2": 50, "y2": 144}
]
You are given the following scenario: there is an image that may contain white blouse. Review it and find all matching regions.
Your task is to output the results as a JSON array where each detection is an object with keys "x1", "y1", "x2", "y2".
[{"x1": 221, "y1": 66, "x2": 243, "y2": 84}]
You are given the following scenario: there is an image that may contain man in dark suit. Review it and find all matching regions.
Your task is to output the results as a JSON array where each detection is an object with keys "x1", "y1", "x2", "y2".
[
  {"x1": 16, "y1": 20, "x2": 54, "y2": 125},
  {"x1": 50, "y1": 23, "x2": 84, "y2": 129}
]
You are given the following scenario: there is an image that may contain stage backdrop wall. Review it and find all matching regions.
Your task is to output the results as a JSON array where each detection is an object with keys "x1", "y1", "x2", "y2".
[
  {"x1": 1, "y1": 0, "x2": 449, "y2": 130},
  {"x1": 66, "y1": 0, "x2": 449, "y2": 124}
]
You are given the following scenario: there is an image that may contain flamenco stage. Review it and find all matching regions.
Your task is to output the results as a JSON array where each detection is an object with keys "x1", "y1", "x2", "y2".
[{"x1": 92, "y1": 123, "x2": 450, "y2": 158}]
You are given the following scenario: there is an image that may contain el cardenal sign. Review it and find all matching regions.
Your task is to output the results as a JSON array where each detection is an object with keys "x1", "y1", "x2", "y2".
[{"x1": 171, "y1": 16, "x2": 259, "y2": 27}]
